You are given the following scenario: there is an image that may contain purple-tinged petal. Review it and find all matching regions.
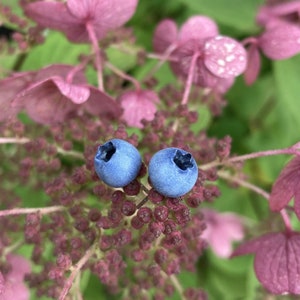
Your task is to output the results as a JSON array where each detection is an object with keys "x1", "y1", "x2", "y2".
[
  {"x1": 24, "y1": 1, "x2": 88, "y2": 43},
  {"x1": 204, "y1": 36, "x2": 247, "y2": 79},
  {"x1": 178, "y1": 15, "x2": 218, "y2": 43},
  {"x1": 2, "y1": 255, "x2": 31, "y2": 300},
  {"x1": 257, "y1": 1, "x2": 300, "y2": 28},
  {"x1": 67, "y1": 0, "x2": 98, "y2": 19},
  {"x1": 244, "y1": 43, "x2": 261, "y2": 85},
  {"x1": 83, "y1": 86, "x2": 122, "y2": 119},
  {"x1": 0, "y1": 72, "x2": 34, "y2": 121},
  {"x1": 52, "y1": 78, "x2": 90, "y2": 104},
  {"x1": 7, "y1": 254, "x2": 31, "y2": 281},
  {"x1": 175, "y1": 40, "x2": 218, "y2": 88},
  {"x1": 34, "y1": 64, "x2": 87, "y2": 85},
  {"x1": 18, "y1": 79, "x2": 76, "y2": 124},
  {"x1": 232, "y1": 232, "x2": 300, "y2": 295},
  {"x1": 89, "y1": 0, "x2": 138, "y2": 37},
  {"x1": 0, "y1": 271, "x2": 4, "y2": 294},
  {"x1": 119, "y1": 90, "x2": 159, "y2": 128},
  {"x1": 270, "y1": 156, "x2": 300, "y2": 213},
  {"x1": 202, "y1": 209, "x2": 244, "y2": 258},
  {"x1": 153, "y1": 19, "x2": 178, "y2": 53},
  {"x1": 259, "y1": 23, "x2": 300, "y2": 60}
]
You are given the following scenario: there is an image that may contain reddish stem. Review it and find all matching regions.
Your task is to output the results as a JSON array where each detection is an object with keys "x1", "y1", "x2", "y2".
[
  {"x1": 86, "y1": 22, "x2": 104, "y2": 91},
  {"x1": 181, "y1": 51, "x2": 199, "y2": 105},
  {"x1": 201, "y1": 147, "x2": 300, "y2": 170}
]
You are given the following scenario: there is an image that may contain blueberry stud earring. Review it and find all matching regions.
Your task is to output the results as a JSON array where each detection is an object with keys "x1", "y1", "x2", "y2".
[
  {"x1": 94, "y1": 139, "x2": 142, "y2": 188},
  {"x1": 148, "y1": 148, "x2": 198, "y2": 198}
]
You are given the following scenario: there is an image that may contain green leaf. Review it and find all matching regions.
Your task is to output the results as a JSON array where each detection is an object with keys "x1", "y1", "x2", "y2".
[
  {"x1": 105, "y1": 44, "x2": 138, "y2": 71},
  {"x1": 179, "y1": 0, "x2": 263, "y2": 33},
  {"x1": 21, "y1": 31, "x2": 89, "y2": 71},
  {"x1": 273, "y1": 55, "x2": 300, "y2": 146}
]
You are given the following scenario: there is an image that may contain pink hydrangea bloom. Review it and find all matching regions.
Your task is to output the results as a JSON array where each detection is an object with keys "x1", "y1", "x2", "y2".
[
  {"x1": 119, "y1": 90, "x2": 159, "y2": 128},
  {"x1": 232, "y1": 231, "x2": 300, "y2": 295},
  {"x1": 153, "y1": 16, "x2": 247, "y2": 92},
  {"x1": 24, "y1": 0, "x2": 138, "y2": 43},
  {"x1": 201, "y1": 209, "x2": 244, "y2": 258},
  {"x1": 1, "y1": 254, "x2": 31, "y2": 300}
]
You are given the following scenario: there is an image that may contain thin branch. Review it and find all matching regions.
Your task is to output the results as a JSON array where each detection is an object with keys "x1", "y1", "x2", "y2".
[
  {"x1": 0, "y1": 206, "x2": 65, "y2": 217},
  {"x1": 201, "y1": 147, "x2": 300, "y2": 170},
  {"x1": 217, "y1": 170, "x2": 293, "y2": 233},
  {"x1": 86, "y1": 22, "x2": 104, "y2": 91},
  {"x1": 58, "y1": 242, "x2": 97, "y2": 300}
]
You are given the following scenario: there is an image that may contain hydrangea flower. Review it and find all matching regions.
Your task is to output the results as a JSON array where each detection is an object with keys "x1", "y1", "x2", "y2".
[
  {"x1": 24, "y1": 0, "x2": 138, "y2": 43},
  {"x1": 153, "y1": 16, "x2": 247, "y2": 91},
  {"x1": 201, "y1": 209, "x2": 244, "y2": 258},
  {"x1": 119, "y1": 90, "x2": 159, "y2": 128},
  {"x1": 0, "y1": 64, "x2": 122, "y2": 124}
]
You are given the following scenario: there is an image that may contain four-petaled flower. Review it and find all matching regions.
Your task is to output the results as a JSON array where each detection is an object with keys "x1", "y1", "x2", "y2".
[{"x1": 24, "y1": 0, "x2": 138, "y2": 43}]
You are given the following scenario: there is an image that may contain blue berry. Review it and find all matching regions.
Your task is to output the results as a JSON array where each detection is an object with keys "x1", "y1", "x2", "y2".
[
  {"x1": 94, "y1": 139, "x2": 142, "y2": 188},
  {"x1": 148, "y1": 148, "x2": 198, "y2": 198}
]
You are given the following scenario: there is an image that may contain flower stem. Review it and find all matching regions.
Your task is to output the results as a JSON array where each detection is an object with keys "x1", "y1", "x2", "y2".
[
  {"x1": 201, "y1": 147, "x2": 300, "y2": 170},
  {"x1": 0, "y1": 206, "x2": 65, "y2": 217},
  {"x1": 144, "y1": 43, "x2": 178, "y2": 80},
  {"x1": 86, "y1": 22, "x2": 104, "y2": 91},
  {"x1": 105, "y1": 61, "x2": 140, "y2": 90},
  {"x1": 217, "y1": 170, "x2": 293, "y2": 233},
  {"x1": 181, "y1": 51, "x2": 199, "y2": 105},
  {"x1": 58, "y1": 242, "x2": 97, "y2": 300}
]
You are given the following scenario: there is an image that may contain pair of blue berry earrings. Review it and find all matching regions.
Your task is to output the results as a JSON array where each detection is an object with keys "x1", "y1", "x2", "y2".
[{"x1": 94, "y1": 139, "x2": 198, "y2": 198}]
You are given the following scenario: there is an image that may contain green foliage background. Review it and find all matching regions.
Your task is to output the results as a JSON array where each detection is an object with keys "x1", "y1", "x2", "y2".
[{"x1": 1, "y1": 0, "x2": 300, "y2": 299}]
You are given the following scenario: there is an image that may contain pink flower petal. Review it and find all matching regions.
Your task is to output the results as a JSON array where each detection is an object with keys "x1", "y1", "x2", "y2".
[
  {"x1": 153, "y1": 19, "x2": 178, "y2": 53},
  {"x1": 2, "y1": 255, "x2": 31, "y2": 300},
  {"x1": 175, "y1": 40, "x2": 218, "y2": 88},
  {"x1": 202, "y1": 209, "x2": 244, "y2": 258},
  {"x1": 257, "y1": 1, "x2": 300, "y2": 28},
  {"x1": 119, "y1": 90, "x2": 159, "y2": 128},
  {"x1": 0, "y1": 272, "x2": 4, "y2": 294},
  {"x1": 178, "y1": 15, "x2": 218, "y2": 43},
  {"x1": 25, "y1": 0, "x2": 138, "y2": 43},
  {"x1": 269, "y1": 156, "x2": 300, "y2": 217},
  {"x1": 0, "y1": 72, "x2": 34, "y2": 121},
  {"x1": 83, "y1": 86, "x2": 122, "y2": 119},
  {"x1": 259, "y1": 23, "x2": 300, "y2": 60},
  {"x1": 24, "y1": 1, "x2": 88, "y2": 43},
  {"x1": 52, "y1": 78, "x2": 90, "y2": 104},
  {"x1": 18, "y1": 79, "x2": 76, "y2": 124},
  {"x1": 232, "y1": 232, "x2": 300, "y2": 295},
  {"x1": 204, "y1": 36, "x2": 247, "y2": 79},
  {"x1": 70, "y1": 0, "x2": 138, "y2": 32},
  {"x1": 244, "y1": 43, "x2": 261, "y2": 85}
]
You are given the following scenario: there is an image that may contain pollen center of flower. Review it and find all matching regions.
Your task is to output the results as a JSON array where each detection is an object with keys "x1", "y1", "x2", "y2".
[
  {"x1": 100, "y1": 142, "x2": 116, "y2": 162},
  {"x1": 173, "y1": 150, "x2": 193, "y2": 170}
]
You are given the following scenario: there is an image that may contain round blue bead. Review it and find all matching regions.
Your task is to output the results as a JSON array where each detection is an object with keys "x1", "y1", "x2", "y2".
[
  {"x1": 94, "y1": 139, "x2": 142, "y2": 188},
  {"x1": 149, "y1": 148, "x2": 198, "y2": 198}
]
